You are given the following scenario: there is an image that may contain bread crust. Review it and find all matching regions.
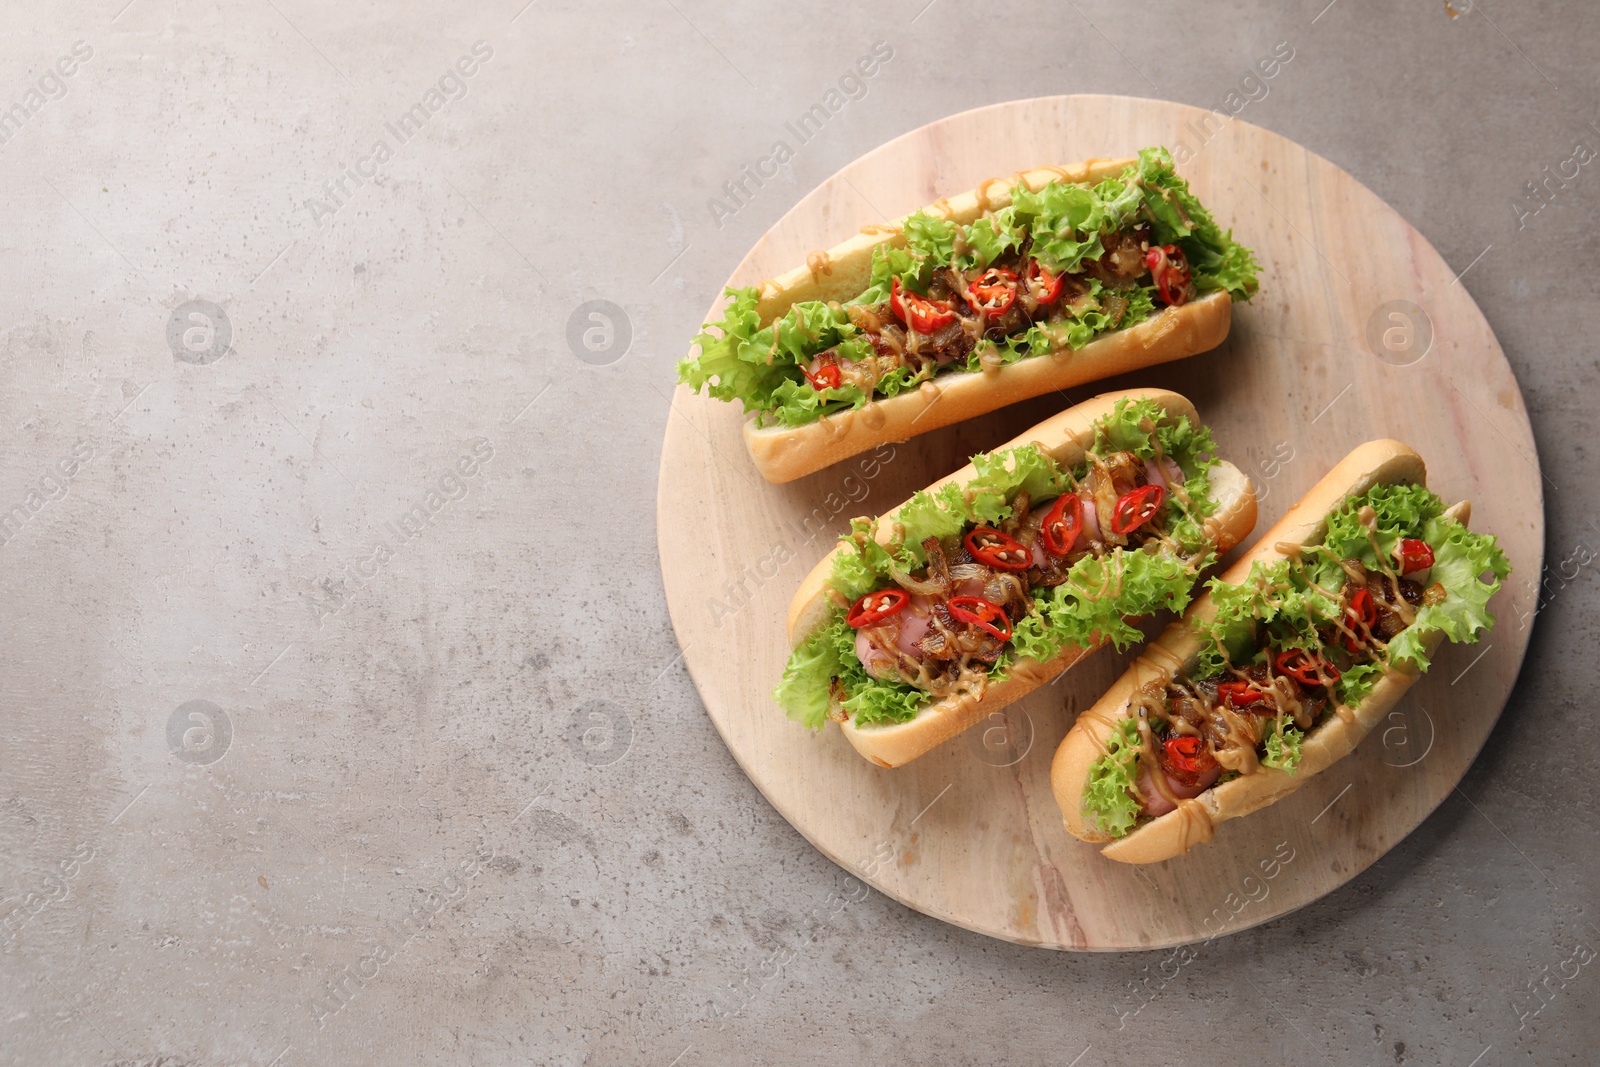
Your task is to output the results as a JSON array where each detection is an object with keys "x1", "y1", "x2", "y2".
[
  {"x1": 1048, "y1": 440, "x2": 1471, "y2": 864},
  {"x1": 785, "y1": 388, "x2": 1259, "y2": 769},
  {"x1": 724, "y1": 157, "x2": 1239, "y2": 484}
]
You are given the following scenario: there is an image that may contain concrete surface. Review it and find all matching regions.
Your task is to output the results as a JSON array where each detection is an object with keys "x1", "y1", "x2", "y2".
[{"x1": 0, "y1": 1, "x2": 1596, "y2": 1064}]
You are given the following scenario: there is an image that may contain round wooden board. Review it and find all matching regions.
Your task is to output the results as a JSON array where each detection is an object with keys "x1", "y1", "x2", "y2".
[{"x1": 656, "y1": 95, "x2": 1542, "y2": 951}]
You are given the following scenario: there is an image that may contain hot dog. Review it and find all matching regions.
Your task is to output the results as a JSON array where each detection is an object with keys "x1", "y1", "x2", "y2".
[
  {"x1": 776, "y1": 389, "x2": 1258, "y2": 768},
  {"x1": 1050, "y1": 440, "x2": 1512, "y2": 863},
  {"x1": 679, "y1": 148, "x2": 1260, "y2": 484}
]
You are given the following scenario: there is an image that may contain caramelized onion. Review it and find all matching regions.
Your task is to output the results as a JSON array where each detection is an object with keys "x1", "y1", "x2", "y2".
[
  {"x1": 1102, "y1": 293, "x2": 1129, "y2": 326},
  {"x1": 947, "y1": 563, "x2": 988, "y2": 584},
  {"x1": 982, "y1": 572, "x2": 1026, "y2": 607},
  {"x1": 888, "y1": 565, "x2": 947, "y2": 596},
  {"x1": 846, "y1": 302, "x2": 890, "y2": 333},
  {"x1": 923, "y1": 535, "x2": 952, "y2": 583},
  {"x1": 1000, "y1": 491, "x2": 1031, "y2": 536},
  {"x1": 889, "y1": 536, "x2": 954, "y2": 595},
  {"x1": 1091, "y1": 460, "x2": 1125, "y2": 546}
]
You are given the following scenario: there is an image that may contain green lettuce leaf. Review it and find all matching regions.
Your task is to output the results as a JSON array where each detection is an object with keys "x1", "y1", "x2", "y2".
[
  {"x1": 1193, "y1": 240, "x2": 1260, "y2": 303},
  {"x1": 1194, "y1": 482, "x2": 1510, "y2": 683},
  {"x1": 774, "y1": 622, "x2": 846, "y2": 731},
  {"x1": 773, "y1": 614, "x2": 930, "y2": 730},
  {"x1": 1094, "y1": 176, "x2": 1146, "y2": 227},
  {"x1": 828, "y1": 517, "x2": 893, "y2": 603},
  {"x1": 902, "y1": 211, "x2": 956, "y2": 266},
  {"x1": 676, "y1": 286, "x2": 793, "y2": 415},
  {"x1": 1016, "y1": 546, "x2": 1206, "y2": 662},
  {"x1": 1334, "y1": 661, "x2": 1384, "y2": 707},
  {"x1": 957, "y1": 206, "x2": 1025, "y2": 270},
  {"x1": 840, "y1": 673, "x2": 931, "y2": 727},
  {"x1": 888, "y1": 482, "x2": 973, "y2": 560},
  {"x1": 1194, "y1": 557, "x2": 1344, "y2": 675},
  {"x1": 966, "y1": 445, "x2": 1071, "y2": 523},
  {"x1": 1133, "y1": 146, "x2": 1260, "y2": 301},
  {"x1": 859, "y1": 242, "x2": 923, "y2": 304},
  {"x1": 1315, "y1": 481, "x2": 1441, "y2": 580},
  {"x1": 1083, "y1": 716, "x2": 1143, "y2": 837},
  {"x1": 1387, "y1": 513, "x2": 1511, "y2": 670},
  {"x1": 1120, "y1": 285, "x2": 1157, "y2": 331},
  {"x1": 1261, "y1": 716, "x2": 1304, "y2": 772},
  {"x1": 678, "y1": 288, "x2": 873, "y2": 428},
  {"x1": 770, "y1": 299, "x2": 853, "y2": 363}
]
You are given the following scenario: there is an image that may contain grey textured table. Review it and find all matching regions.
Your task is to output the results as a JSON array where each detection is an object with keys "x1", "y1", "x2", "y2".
[{"x1": 1, "y1": 2, "x2": 1595, "y2": 1065}]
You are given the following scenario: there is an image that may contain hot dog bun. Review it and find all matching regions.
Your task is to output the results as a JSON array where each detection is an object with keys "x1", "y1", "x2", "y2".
[
  {"x1": 786, "y1": 388, "x2": 1259, "y2": 769},
  {"x1": 1050, "y1": 440, "x2": 1469, "y2": 863},
  {"x1": 736, "y1": 158, "x2": 1237, "y2": 484}
]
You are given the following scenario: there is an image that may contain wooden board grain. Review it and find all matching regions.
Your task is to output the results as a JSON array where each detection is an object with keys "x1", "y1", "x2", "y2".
[{"x1": 656, "y1": 95, "x2": 1542, "y2": 951}]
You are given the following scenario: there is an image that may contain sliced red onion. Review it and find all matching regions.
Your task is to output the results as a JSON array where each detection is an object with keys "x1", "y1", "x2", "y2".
[
  {"x1": 1030, "y1": 538, "x2": 1051, "y2": 569},
  {"x1": 894, "y1": 596, "x2": 935, "y2": 659},
  {"x1": 1142, "y1": 457, "x2": 1186, "y2": 494},
  {"x1": 854, "y1": 628, "x2": 896, "y2": 679},
  {"x1": 853, "y1": 595, "x2": 936, "y2": 680},
  {"x1": 1080, "y1": 492, "x2": 1102, "y2": 542}
]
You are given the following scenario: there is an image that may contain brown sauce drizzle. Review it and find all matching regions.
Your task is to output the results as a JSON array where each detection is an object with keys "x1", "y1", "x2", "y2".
[
  {"x1": 974, "y1": 178, "x2": 1008, "y2": 215},
  {"x1": 1360, "y1": 510, "x2": 1417, "y2": 627},
  {"x1": 805, "y1": 250, "x2": 833, "y2": 281},
  {"x1": 1132, "y1": 707, "x2": 1171, "y2": 810},
  {"x1": 1176, "y1": 799, "x2": 1216, "y2": 850}
]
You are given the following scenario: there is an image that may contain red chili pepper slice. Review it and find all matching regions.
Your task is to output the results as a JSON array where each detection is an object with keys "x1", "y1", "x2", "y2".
[
  {"x1": 890, "y1": 277, "x2": 957, "y2": 334},
  {"x1": 966, "y1": 267, "x2": 1018, "y2": 315},
  {"x1": 963, "y1": 527, "x2": 1032, "y2": 572},
  {"x1": 948, "y1": 595, "x2": 1011, "y2": 641},
  {"x1": 802, "y1": 352, "x2": 842, "y2": 391},
  {"x1": 1109, "y1": 484, "x2": 1165, "y2": 535},
  {"x1": 1216, "y1": 681, "x2": 1269, "y2": 707},
  {"x1": 1145, "y1": 244, "x2": 1192, "y2": 307},
  {"x1": 1163, "y1": 735, "x2": 1210, "y2": 775},
  {"x1": 1274, "y1": 648, "x2": 1341, "y2": 687},
  {"x1": 1040, "y1": 493, "x2": 1084, "y2": 557},
  {"x1": 1025, "y1": 259, "x2": 1064, "y2": 305},
  {"x1": 1342, "y1": 587, "x2": 1378, "y2": 653},
  {"x1": 1397, "y1": 538, "x2": 1435, "y2": 575},
  {"x1": 846, "y1": 588, "x2": 910, "y2": 628}
]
